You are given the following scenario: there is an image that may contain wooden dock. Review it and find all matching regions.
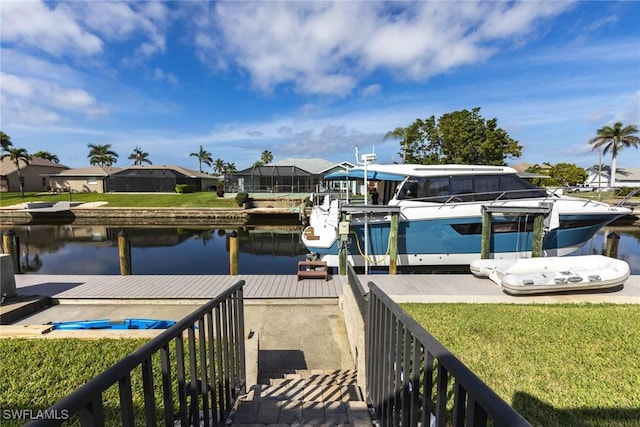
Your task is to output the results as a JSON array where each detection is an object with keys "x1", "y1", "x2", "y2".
[
  {"x1": 12, "y1": 274, "x2": 345, "y2": 300},
  {"x1": 10, "y1": 273, "x2": 640, "y2": 304}
]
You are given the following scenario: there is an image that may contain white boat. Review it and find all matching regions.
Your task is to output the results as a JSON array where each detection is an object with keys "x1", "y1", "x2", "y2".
[
  {"x1": 301, "y1": 163, "x2": 632, "y2": 268},
  {"x1": 470, "y1": 255, "x2": 630, "y2": 295}
]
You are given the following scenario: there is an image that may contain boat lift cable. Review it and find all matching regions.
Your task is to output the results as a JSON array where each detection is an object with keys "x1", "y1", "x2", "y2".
[{"x1": 349, "y1": 229, "x2": 392, "y2": 265}]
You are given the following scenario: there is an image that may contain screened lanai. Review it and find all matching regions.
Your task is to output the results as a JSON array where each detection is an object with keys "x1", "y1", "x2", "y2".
[{"x1": 227, "y1": 165, "x2": 314, "y2": 193}]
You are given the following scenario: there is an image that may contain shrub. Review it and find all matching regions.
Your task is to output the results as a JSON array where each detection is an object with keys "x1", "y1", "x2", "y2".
[
  {"x1": 175, "y1": 184, "x2": 195, "y2": 193},
  {"x1": 216, "y1": 189, "x2": 225, "y2": 197},
  {"x1": 617, "y1": 187, "x2": 636, "y2": 197},
  {"x1": 235, "y1": 192, "x2": 250, "y2": 207}
]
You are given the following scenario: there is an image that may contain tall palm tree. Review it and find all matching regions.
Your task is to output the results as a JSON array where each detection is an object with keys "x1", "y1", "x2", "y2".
[
  {"x1": 1, "y1": 147, "x2": 31, "y2": 196},
  {"x1": 128, "y1": 146, "x2": 152, "y2": 165},
  {"x1": 261, "y1": 149, "x2": 273, "y2": 165},
  {"x1": 32, "y1": 150, "x2": 60, "y2": 163},
  {"x1": 1, "y1": 131, "x2": 13, "y2": 151},
  {"x1": 87, "y1": 143, "x2": 119, "y2": 166},
  {"x1": 384, "y1": 123, "x2": 422, "y2": 163},
  {"x1": 213, "y1": 158, "x2": 226, "y2": 175},
  {"x1": 224, "y1": 162, "x2": 237, "y2": 173},
  {"x1": 589, "y1": 122, "x2": 639, "y2": 188},
  {"x1": 190, "y1": 145, "x2": 213, "y2": 172}
]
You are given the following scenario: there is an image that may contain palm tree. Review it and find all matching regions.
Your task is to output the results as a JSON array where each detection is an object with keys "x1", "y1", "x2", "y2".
[
  {"x1": 260, "y1": 149, "x2": 273, "y2": 165},
  {"x1": 190, "y1": 145, "x2": 213, "y2": 172},
  {"x1": 128, "y1": 146, "x2": 152, "y2": 165},
  {"x1": 1, "y1": 131, "x2": 13, "y2": 151},
  {"x1": 589, "y1": 122, "x2": 639, "y2": 188},
  {"x1": 213, "y1": 158, "x2": 226, "y2": 175},
  {"x1": 32, "y1": 150, "x2": 60, "y2": 163},
  {"x1": 224, "y1": 162, "x2": 237, "y2": 173},
  {"x1": 384, "y1": 124, "x2": 422, "y2": 163},
  {"x1": 1, "y1": 147, "x2": 31, "y2": 196},
  {"x1": 87, "y1": 143, "x2": 119, "y2": 166}
]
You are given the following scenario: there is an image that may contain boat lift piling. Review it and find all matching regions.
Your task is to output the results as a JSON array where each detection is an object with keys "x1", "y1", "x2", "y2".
[
  {"x1": 480, "y1": 204, "x2": 553, "y2": 259},
  {"x1": 339, "y1": 205, "x2": 401, "y2": 275},
  {"x1": 605, "y1": 232, "x2": 621, "y2": 259}
]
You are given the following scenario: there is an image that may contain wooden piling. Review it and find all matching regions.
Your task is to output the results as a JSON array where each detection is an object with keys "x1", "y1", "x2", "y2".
[
  {"x1": 117, "y1": 230, "x2": 132, "y2": 275},
  {"x1": 605, "y1": 232, "x2": 620, "y2": 259},
  {"x1": 531, "y1": 214, "x2": 545, "y2": 257},
  {"x1": 480, "y1": 211, "x2": 492, "y2": 259},
  {"x1": 229, "y1": 231, "x2": 239, "y2": 275},
  {"x1": 2, "y1": 230, "x2": 21, "y2": 274},
  {"x1": 389, "y1": 212, "x2": 399, "y2": 274},
  {"x1": 339, "y1": 214, "x2": 348, "y2": 275}
]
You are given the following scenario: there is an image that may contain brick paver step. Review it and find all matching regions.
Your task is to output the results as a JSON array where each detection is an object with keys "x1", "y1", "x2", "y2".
[{"x1": 229, "y1": 370, "x2": 372, "y2": 426}]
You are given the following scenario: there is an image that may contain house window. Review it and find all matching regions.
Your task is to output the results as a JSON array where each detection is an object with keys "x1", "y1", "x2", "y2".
[{"x1": 87, "y1": 177, "x2": 97, "y2": 185}]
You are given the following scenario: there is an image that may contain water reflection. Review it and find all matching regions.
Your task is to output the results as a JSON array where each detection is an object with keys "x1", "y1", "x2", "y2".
[
  {"x1": 1, "y1": 224, "x2": 308, "y2": 275},
  {"x1": 1, "y1": 224, "x2": 638, "y2": 275}
]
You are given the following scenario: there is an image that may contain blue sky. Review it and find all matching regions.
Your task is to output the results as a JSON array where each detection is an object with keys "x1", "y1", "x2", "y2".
[{"x1": 1, "y1": 1, "x2": 639, "y2": 171}]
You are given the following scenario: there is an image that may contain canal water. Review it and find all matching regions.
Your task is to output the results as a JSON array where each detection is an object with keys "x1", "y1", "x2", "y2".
[{"x1": 1, "y1": 224, "x2": 638, "y2": 275}]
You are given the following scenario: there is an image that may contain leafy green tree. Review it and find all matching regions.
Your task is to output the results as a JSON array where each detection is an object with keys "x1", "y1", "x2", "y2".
[
  {"x1": 33, "y1": 151, "x2": 60, "y2": 163},
  {"x1": 1, "y1": 131, "x2": 13, "y2": 151},
  {"x1": 87, "y1": 143, "x2": 119, "y2": 166},
  {"x1": 1, "y1": 147, "x2": 31, "y2": 196},
  {"x1": 260, "y1": 150, "x2": 273, "y2": 165},
  {"x1": 213, "y1": 158, "x2": 226, "y2": 175},
  {"x1": 189, "y1": 145, "x2": 213, "y2": 173},
  {"x1": 589, "y1": 122, "x2": 639, "y2": 187},
  {"x1": 253, "y1": 160, "x2": 264, "y2": 167},
  {"x1": 128, "y1": 146, "x2": 152, "y2": 165},
  {"x1": 548, "y1": 163, "x2": 588, "y2": 187},
  {"x1": 386, "y1": 107, "x2": 522, "y2": 165},
  {"x1": 524, "y1": 163, "x2": 550, "y2": 187}
]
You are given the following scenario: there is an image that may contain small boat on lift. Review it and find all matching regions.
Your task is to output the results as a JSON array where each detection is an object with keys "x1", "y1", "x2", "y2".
[{"x1": 470, "y1": 255, "x2": 630, "y2": 295}]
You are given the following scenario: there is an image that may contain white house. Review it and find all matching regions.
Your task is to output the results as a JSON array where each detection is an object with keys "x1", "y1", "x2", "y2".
[{"x1": 586, "y1": 166, "x2": 640, "y2": 189}]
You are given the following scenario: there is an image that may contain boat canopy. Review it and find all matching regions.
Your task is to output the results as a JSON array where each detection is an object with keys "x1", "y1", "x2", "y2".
[{"x1": 323, "y1": 169, "x2": 406, "y2": 181}]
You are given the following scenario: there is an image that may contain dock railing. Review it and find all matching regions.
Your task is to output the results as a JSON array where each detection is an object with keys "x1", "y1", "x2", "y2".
[
  {"x1": 26, "y1": 280, "x2": 246, "y2": 427},
  {"x1": 364, "y1": 278, "x2": 531, "y2": 427}
]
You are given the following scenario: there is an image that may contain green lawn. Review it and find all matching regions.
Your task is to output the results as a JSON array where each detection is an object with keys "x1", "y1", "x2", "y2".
[
  {"x1": 2, "y1": 305, "x2": 639, "y2": 426},
  {"x1": 401, "y1": 303, "x2": 640, "y2": 427},
  {"x1": 0, "y1": 339, "x2": 151, "y2": 426},
  {"x1": 0, "y1": 191, "x2": 238, "y2": 208}
]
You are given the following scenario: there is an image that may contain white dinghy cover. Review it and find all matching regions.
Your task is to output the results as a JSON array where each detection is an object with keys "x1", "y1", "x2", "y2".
[{"x1": 470, "y1": 255, "x2": 630, "y2": 295}]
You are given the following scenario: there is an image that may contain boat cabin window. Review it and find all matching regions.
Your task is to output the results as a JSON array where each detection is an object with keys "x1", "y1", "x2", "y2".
[{"x1": 396, "y1": 174, "x2": 547, "y2": 202}]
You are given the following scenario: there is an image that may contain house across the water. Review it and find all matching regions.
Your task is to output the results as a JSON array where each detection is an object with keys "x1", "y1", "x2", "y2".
[
  {"x1": 46, "y1": 165, "x2": 218, "y2": 193},
  {"x1": 225, "y1": 158, "x2": 355, "y2": 193},
  {"x1": 0, "y1": 157, "x2": 68, "y2": 193}
]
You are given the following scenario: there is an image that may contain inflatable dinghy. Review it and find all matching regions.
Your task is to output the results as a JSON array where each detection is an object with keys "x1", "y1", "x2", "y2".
[{"x1": 470, "y1": 255, "x2": 630, "y2": 295}]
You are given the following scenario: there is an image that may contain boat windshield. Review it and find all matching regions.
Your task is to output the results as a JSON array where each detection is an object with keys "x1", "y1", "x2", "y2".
[{"x1": 395, "y1": 174, "x2": 548, "y2": 202}]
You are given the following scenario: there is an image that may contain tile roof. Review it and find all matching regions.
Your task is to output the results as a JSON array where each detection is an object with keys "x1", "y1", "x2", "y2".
[
  {"x1": 48, "y1": 166, "x2": 122, "y2": 176},
  {"x1": 0, "y1": 156, "x2": 68, "y2": 175},
  {"x1": 271, "y1": 157, "x2": 348, "y2": 174}
]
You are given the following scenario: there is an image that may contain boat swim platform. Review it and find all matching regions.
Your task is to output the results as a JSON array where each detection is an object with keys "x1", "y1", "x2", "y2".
[{"x1": 11, "y1": 273, "x2": 640, "y2": 304}]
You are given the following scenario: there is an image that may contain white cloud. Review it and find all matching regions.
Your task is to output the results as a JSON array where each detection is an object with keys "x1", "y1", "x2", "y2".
[
  {"x1": 479, "y1": 1, "x2": 574, "y2": 39},
  {"x1": 0, "y1": 72, "x2": 105, "y2": 125},
  {"x1": 0, "y1": 1, "x2": 103, "y2": 57},
  {"x1": 71, "y1": 1, "x2": 169, "y2": 58},
  {"x1": 193, "y1": 2, "x2": 572, "y2": 95},
  {"x1": 152, "y1": 68, "x2": 179, "y2": 86},
  {"x1": 361, "y1": 84, "x2": 382, "y2": 97}
]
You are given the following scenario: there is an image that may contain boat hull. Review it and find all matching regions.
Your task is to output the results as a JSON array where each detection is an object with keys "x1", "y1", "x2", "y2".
[{"x1": 303, "y1": 212, "x2": 622, "y2": 267}]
